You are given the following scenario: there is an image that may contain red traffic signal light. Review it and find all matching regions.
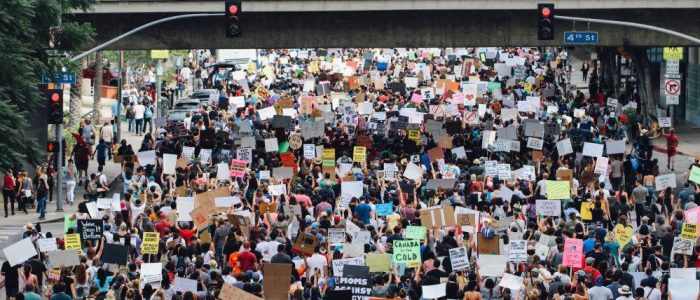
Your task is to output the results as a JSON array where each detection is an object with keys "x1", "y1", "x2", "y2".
[
  {"x1": 47, "y1": 89, "x2": 63, "y2": 124},
  {"x1": 225, "y1": 1, "x2": 241, "y2": 38},
  {"x1": 541, "y1": 7, "x2": 551, "y2": 17},
  {"x1": 47, "y1": 141, "x2": 58, "y2": 153},
  {"x1": 51, "y1": 92, "x2": 60, "y2": 102}
]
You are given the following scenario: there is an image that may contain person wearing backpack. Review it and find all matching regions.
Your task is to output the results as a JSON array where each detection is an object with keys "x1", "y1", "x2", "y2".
[{"x1": 143, "y1": 102, "x2": 154, "y2": 134}]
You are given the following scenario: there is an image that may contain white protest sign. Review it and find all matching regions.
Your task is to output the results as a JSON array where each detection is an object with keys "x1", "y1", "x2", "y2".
[
  {"x1": 136, "y1": 150, "x2": 156, "y2": 166},
  {"x1": 668, "y1": 278, "x2": 699, "y2": 300},
  {"x1": 449, "y1": 247, "x2": 470, "y2": 271},
  {"x1": 497, "y1": 164, "x2": 512, "y2": 180},
  {"x1": 176, "y1": 197, "x2": 194, "y2": 222},
  {"x1": 331, "y1": 256, "x2": 365, "y2": 277},
  {"x1": 499, "y1": 273, "x2": 525, "y2": 292},
  {"x1": 556, "y1": 138, "x2": 573, "y2": 156},
  {"x1": 422, "y1": 284, "x2": 447, "y2": 299},
  {"x1": 605, "y1": 139, "x2": 626, "y2": 155},
  {"x1": 594, "y1": 157, "x2": 609, "y2": 174},
  {"x1": 3, "y1": 237, "x2": 38, "y2": 266},
  {"x1": 38, "y1": 238, "x2": 58, "y2": 253},
  {"x1": 508, "y1": 240, "x2": 527, "y2": 262},
  {"x1": 526, "y1": 137, "x2": 543, "y2": 150},
  {"x1": 659, "y1": 117, "x2": 672, "y2": 128},
  {"x1": 174, "y1": 277, "x2": 199, "y2": 293},
  {"x1": 303, "y1": 144, "x2": 316, "y2": 159},
  {"x1": 655, "y1": 173, "x2": 677, "y2": 191},
  {"x1": 582, "y1": 142, "x2": 604, "y2": 157},
  {"x1": 215, "y1": 196, "x2": 241, "y2": 207},
  {"x1": 268, "y1": 184, "x2": 287, "y2": 196},
  {"x1": 403, "y1": 163, "x2": 423, "y2": 182},
  {"x1": 484, "y1": 160, "x2": 498, "y2": 177},
  {"x1": 535, "y1": 200, "x2": 561, "y2": 217},
  {"x1": 163, "y1": 154, "x2": 177, "y2": 175},
  {"x1": 140, "y1": 263, "x2": 163, "y2": 284}
]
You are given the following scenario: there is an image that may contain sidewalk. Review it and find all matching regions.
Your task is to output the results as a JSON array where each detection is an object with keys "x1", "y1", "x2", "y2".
[
  {"x1": 0, "y1": 98, "x2": 143, "y2": 226},
  {"x1": 651, "y1": 123, "x2": 700, "y2": 158}
]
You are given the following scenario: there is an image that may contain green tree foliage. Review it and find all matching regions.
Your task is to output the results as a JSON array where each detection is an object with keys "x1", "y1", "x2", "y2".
[{"x1": 0, "y1": 0, "x2": 95, "y2": 170}]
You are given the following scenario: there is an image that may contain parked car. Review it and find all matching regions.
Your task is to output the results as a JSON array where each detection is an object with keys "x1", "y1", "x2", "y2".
[
  {"x1": 190, "y1": 89, "x2": 219, "y2": 107},
  {"x1": 166, "y1": 99, "x2": 202, "y2": 123}
]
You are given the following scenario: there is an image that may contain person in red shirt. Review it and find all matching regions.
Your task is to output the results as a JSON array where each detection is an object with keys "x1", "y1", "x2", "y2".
[
  {"x1": 2, "y1": 169, "x2": 16, "y2": 217},
  {"x1": 663, "y1": 128, "x2": 679, "y2": 171},
  {"x1": 237, "y1": 241, "x2": 258, "y2": 272},
  {"x1": 175, "y1": 222, "x2": 197, "y2": 245},
  {"x1": 154, "y1": 213, "x2": 171, "y2": 238}
]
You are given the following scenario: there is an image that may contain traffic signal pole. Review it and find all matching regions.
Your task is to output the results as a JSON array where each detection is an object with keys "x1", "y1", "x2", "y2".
[
  {"x1": 56, "y1": 117, "x2": 64, "y2": 212},
  {"x1": 554, "y1": 15, "x2": 700, "y2": 44}
]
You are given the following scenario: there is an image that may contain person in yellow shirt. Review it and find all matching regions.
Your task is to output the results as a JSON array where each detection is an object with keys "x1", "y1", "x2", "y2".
[{"x1": 385, "y1": 210, "x2": 401, "y2": 229}]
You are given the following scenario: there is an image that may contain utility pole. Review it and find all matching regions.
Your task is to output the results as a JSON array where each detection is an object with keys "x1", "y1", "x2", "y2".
[
  {"x1": 156, "y1": 60, "x2": 163, "y2": 117},
  {"x1": 116, "y1": 50, "x2": 123, "y2": 142},
  {"x1": 56, "y1": 86, "x2": 65, "y2": 212}
]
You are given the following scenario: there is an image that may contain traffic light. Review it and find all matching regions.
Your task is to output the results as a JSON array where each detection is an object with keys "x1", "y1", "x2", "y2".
[
  {"x1": 225, "y1": 1, "x2": 241, "y2": 38},
  {"x1": 47, "y1": 141, "x2": 58, "y2": 154},
  {"x1": 47, "y1": 89, "x2": 63, "y2": 124},
  {"x1": 537, "y1": 3, "x2": 555, "y2": 40}
]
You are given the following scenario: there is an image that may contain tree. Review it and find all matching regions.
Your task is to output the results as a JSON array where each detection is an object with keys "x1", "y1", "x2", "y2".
[
  {"x1": 92, "y1": 51, "x2": 103, "y2": 123},
  {"x1": 629, "y1": 47, "x2": 657, "y2": 123},
  {"x1": 0, "y1": 0, "x2": 95, "y2": 170}
]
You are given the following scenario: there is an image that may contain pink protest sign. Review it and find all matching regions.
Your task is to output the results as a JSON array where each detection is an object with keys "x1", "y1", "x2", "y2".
[
  {"x1": 685, "y1": 206, "x2": 700, "y2": 224},
  {"x1": 410, "y1": 93, "x2": 424, "y2": 104},
  {"x1": 563, "y1": 238, "x2": 583, "y2": 268},
  {"x1": 229, "y1": 159, "x2": 247, "y2": 178}
]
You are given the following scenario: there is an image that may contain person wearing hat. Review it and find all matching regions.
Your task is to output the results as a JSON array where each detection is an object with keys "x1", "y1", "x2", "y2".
[
  {"x1": 588, "y1": 275, "x2": 613, "y2": 300},
  {"x1": 616, "y1": 285, "x2": 634, "y2": 300}
]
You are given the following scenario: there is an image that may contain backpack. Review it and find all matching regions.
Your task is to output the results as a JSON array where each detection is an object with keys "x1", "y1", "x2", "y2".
[
  {"x1": 144, "y1": 106, "x2": 153, "y2": 118},
  {"x1": 176, "y1": 255, "x2": 187, "y2": 275}
]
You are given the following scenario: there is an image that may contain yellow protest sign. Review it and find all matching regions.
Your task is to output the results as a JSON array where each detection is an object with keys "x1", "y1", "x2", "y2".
[
  {"x1": 545, "y1": 180, "x2": 570, "y2": 200},
  {"x1": 64, "y1": 234, "x2": 82, "y2": 253},
  {"x1": 365, "y1": 253, "x2": 391, "y2": 273},
  {"x1": 581, "y1": 201, "x2": 606, "y2": 221},
  {"x1": 150, "y1": 50, "x2": 169, "y2": 59},
  {"x1": 322, "y1": 149, "x2": 335, "y2": 167},
  {"x1": 353, "y1": 146, "x2": 366, "y2": 163},
  {"x1": 681, "y1": 223, "x2": 698, "y2": 240},
  {"x1": 141, "y1": 232, "x2": 160, "y2": 254},
  {"x1": 247, "y1": 61, "x2": 256, "y2": 74},
  {"x1": 408, "y1": 130, "x2": 420, "y2": 143},
  {"x1": 262, "y1": 65, "x2": 275, "y2": 79},
  {"x1": 613, "y1": 224, "x2": 633, "y2": 247},
  {"x1": 663, "y1": 47, "x2": 683, "y2": 60},
  {"x1": 524, "y1": 83, "x2": 533, "y2": 93},
  {"x1": 309, "y1": 61, "x2": 320, "y2": 74}
]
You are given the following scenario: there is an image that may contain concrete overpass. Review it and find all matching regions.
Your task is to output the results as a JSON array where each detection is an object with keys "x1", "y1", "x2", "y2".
[{"x1": 72, "y1": 0, "x2": 700, "y2": 49}]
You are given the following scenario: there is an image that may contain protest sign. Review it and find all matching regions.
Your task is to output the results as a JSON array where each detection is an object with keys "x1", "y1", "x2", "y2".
[
  {"x1": 605, "y1": 139, "x2": 626, "y2": 155},
  {"x1": 375, "y1": 202, "x2": 393, "y2": 216},
  {"x1": 670, "y1": 268, "x2": 696, "y2": 279},
  {"x1": 423, "y1": 283, "x2": 447, "y2": 299},
  {"x1": 263, "y1": 264, "x2": 292, "y2": 300},
  {"x1": 497, "y1": 164, "x2": 511, "y2": 180},
  {"x1": 655, "y1": 173, "x2": 677, "y2": 191},
  {"x1": 546, "y1": 180, "x2": 570, "y2": 199},
  {"x1": 332, "y1": 256, "x2": 365, "y2": 277},
  {"x1": 292, "y1": 232, "x2": 318, "y2": 256},
  {"x1": 38, "y1": 238, "x2": 58, "y2": 252},
  {"x1": 328, "y1": 228, "x2": 346, "y2": 245},
  {"x1": 556, "y1": 138, "x2": 573, "y2": 156},
  {"x1": 563, "y1": 238, "x2": 584, "y2": 268},
  {"x1": 419, "y1": 206, "x2": 457, "y2": 228},
  {"x1": 365, "y1": 253, "x2": 391, "y2": 273},
  {"x1": 64, "y1": 234, "x2": 82, "y2": 253},
  {"x1": 3, "y1": 237, "x2": 38, "y2": 266},
  {"x1": 393, "y1": 240, "x2": 421, "y2": 264},
  {"x1": 508, "y1": 240, "x2": 527, "y2": 262},
  {"x1": 78, "y1": 219, "x2": 103, "y2": 241},
  {"x1": 353, "y1": 146, "x2": 366, "y2": 162},
  {"x1": 613, "y1": 224, "x2": 634, "y2": 247},
  {"x1": 333, "y1": 265, "x2": 371, "y2": 300},
  {"x1": 582, "y1": 142, "x2": 604, "y2": 157},
  {"x1": 690, "y1": 166, "x2": 700, "y2": 184},
  {"x1": 101, "y1": 243, "x2": 128, "y2": 265},
  {"x1": 221, "y1": 283, "x2": 263, "y2": 300},
  {"x1": 673, "y1": 237, "x2": 695, "y2": 255},
  {"x1": 449, "y1": 247, "x2": 470, "y2": 271},
  {"x1": 176, "y1": 196, "x2": 194, "y2": 222},
  {"x1": 174, "y1": 277, "x2": 198, "y2": 293},
  {"x1": 668, "y1": 278, "x2": 699, "y2": 300},
  {"x1": 594, "y1": 157, "x2": 609, "y2": 174},
  {"x1": 499, "y1": 273, "x2": 525, "y2": 292},
  {"x1": 140, "y1": 263, "x2": 162, "y2": 283},
  {"x1": 535, "y1": 200, "x2": 561, "y2": 217},
  {"x1": 526, "y1": 137, "x2": 544, "y2": 150},
  {"x1": 681, "y1": 223, "x2": 698, "y2": 240},
  {"x1": 47, "y1": 250, "x2": 80, "y2": 268},
  {"x1": 141, "y1": 232, "x2": 160, "y2": 254},
  {"x1": 478, "y1": 255, "x2": 506, "y2": 277},
  {"x1": 406, "y1": 226, "x2": 427, "y2": 240},
  {"x1": 163, "y1": 153, "x2": 177, "y2": 175}
]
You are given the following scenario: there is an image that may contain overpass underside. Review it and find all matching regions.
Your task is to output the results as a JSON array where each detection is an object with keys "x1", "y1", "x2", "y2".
[{"x1": 74, "y1": 9, "x2": 700, "y2": 49}]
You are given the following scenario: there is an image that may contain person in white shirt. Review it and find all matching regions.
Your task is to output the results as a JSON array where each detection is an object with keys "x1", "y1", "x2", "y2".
[
  {"x1": 133, "y1": 101, "x2": 145, "y2": 135},
  {"x1": 306, "y1": 249, "x2": 328, "y2": 278}
]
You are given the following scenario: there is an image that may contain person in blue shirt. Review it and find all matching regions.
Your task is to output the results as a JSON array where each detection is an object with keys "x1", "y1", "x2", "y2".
[
  {"x1": 93, "y1": 139, "x2": 109, "y2": 168},
  {"x1": 355, "y1": 197, "x2": 372, "y2": 225},
  {"x1": 49, "y1": 282, "x2": 72, "y2": 300},
  {"x1": 583, "y1": 231, "x2": 597, "y2": 254}
]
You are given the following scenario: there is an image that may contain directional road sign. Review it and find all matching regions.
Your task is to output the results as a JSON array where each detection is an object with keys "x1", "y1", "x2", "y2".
[{"x1": 563, "y1": 31, "x2": 598, "y2": 44}]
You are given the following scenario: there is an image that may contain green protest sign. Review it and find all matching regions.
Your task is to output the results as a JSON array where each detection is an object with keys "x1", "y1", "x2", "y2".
[
  {"x1": 393, "y1": 240, "x2": 421, "y2": 264},
  {"x1": 690, "y1": 166, "x2": 700, "y2": 184},
  {"x1": 405, "y1": 226, "x2": 426, "y2": 240},
  {"x1": 545, "y1": 180, "x2": 570, "y2": 200}
]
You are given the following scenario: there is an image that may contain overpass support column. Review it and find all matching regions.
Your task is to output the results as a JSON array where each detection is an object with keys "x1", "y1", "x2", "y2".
[{"x1": 687, "y1": 47, "x2": 700, "y2": 125}]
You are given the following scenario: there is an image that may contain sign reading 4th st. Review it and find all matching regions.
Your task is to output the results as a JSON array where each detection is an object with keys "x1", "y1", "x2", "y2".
[
  {"x1": 42, "y1": 72, "x2": 76, "y2": 84},
  {"x1": 564, "y1": 31, "x2": 598, "y2": 45}
]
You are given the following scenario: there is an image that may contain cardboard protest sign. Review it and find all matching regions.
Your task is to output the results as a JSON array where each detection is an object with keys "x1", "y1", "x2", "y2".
[
  {"x1": 535, "y1": 200, "x2": 561, "y2": 217},
  {"x1": 457, "y1": 214, "x2": 477, "y2": 227},
  {"x1": 563, "y1": 238, "x2": 584, "y2": 268},
  {"x1": 393, "y1": 240, "x2": 421, "y2": 264},
  {"x1": 292, "y1": 232, "x2": 318, "y2": 256},
  {"x1": 101, "y1": 243, "x2": 128, "y2": 265},
  {"x1": 3, "y1": 237, "x2": 38, "y2": 266},
  {"x1": 220, "y1": 283, "x2": 263, "y2": 300},
  {"x1": 263, "y1": 263, "x2": 293, "y2": 300},
  {"x1": 141, "y1": 232, "x2": 160, "y2": 255},
  {"x1": 78, "y1": 219, "x2": 103, "y2": 241},
  {"x1": 419, "y1": 206, "x2": 457, "y2": 228},
  {"x1": 449, "y1": 247, "x2": 469, "y2": 271},
  {"x1": 477, "y1": 235, "x2": 500, "y2": 255},
  {"x1": 332, "y1": 256, "x2": 365, "y2": 277},
  {"x1": 64, "y1": 234, "x2": 82, "y2": 253}
]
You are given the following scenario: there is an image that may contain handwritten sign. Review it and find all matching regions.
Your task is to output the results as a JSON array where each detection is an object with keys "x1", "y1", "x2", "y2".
[
  {"x1": 535, "y1": 200, "x2": 561, "y2": 217},
  {"x1": 508, "y1": 240, "x2": 527, "y2": 262},
  {"x1": 563, "y1": 238, "x2": 584, "y2": 268},
  {"x1": 613, "y1": 224, "x2": 633, "y2": 247},
  {"x1": 546, "y1": 180, "x2": 570, "y2": 200},
  {"x1": 405, "y1": 226, "x2": 427, "y2": 240},
  {"x1": 393, "y1": 240, "x2": 421, "y2": 264},
  {"x1": 64, "y1": 234, "x2": 82, "y2": 253},
  {"x1": 375, "y1": 202, "x2": 393, "y2": 216},
  {"x1": 141, "y1": 232, "x2": 160, "y2": 254},
  {"x1": 681, "y1": 223, "x2": 698, "y2": 240}
]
